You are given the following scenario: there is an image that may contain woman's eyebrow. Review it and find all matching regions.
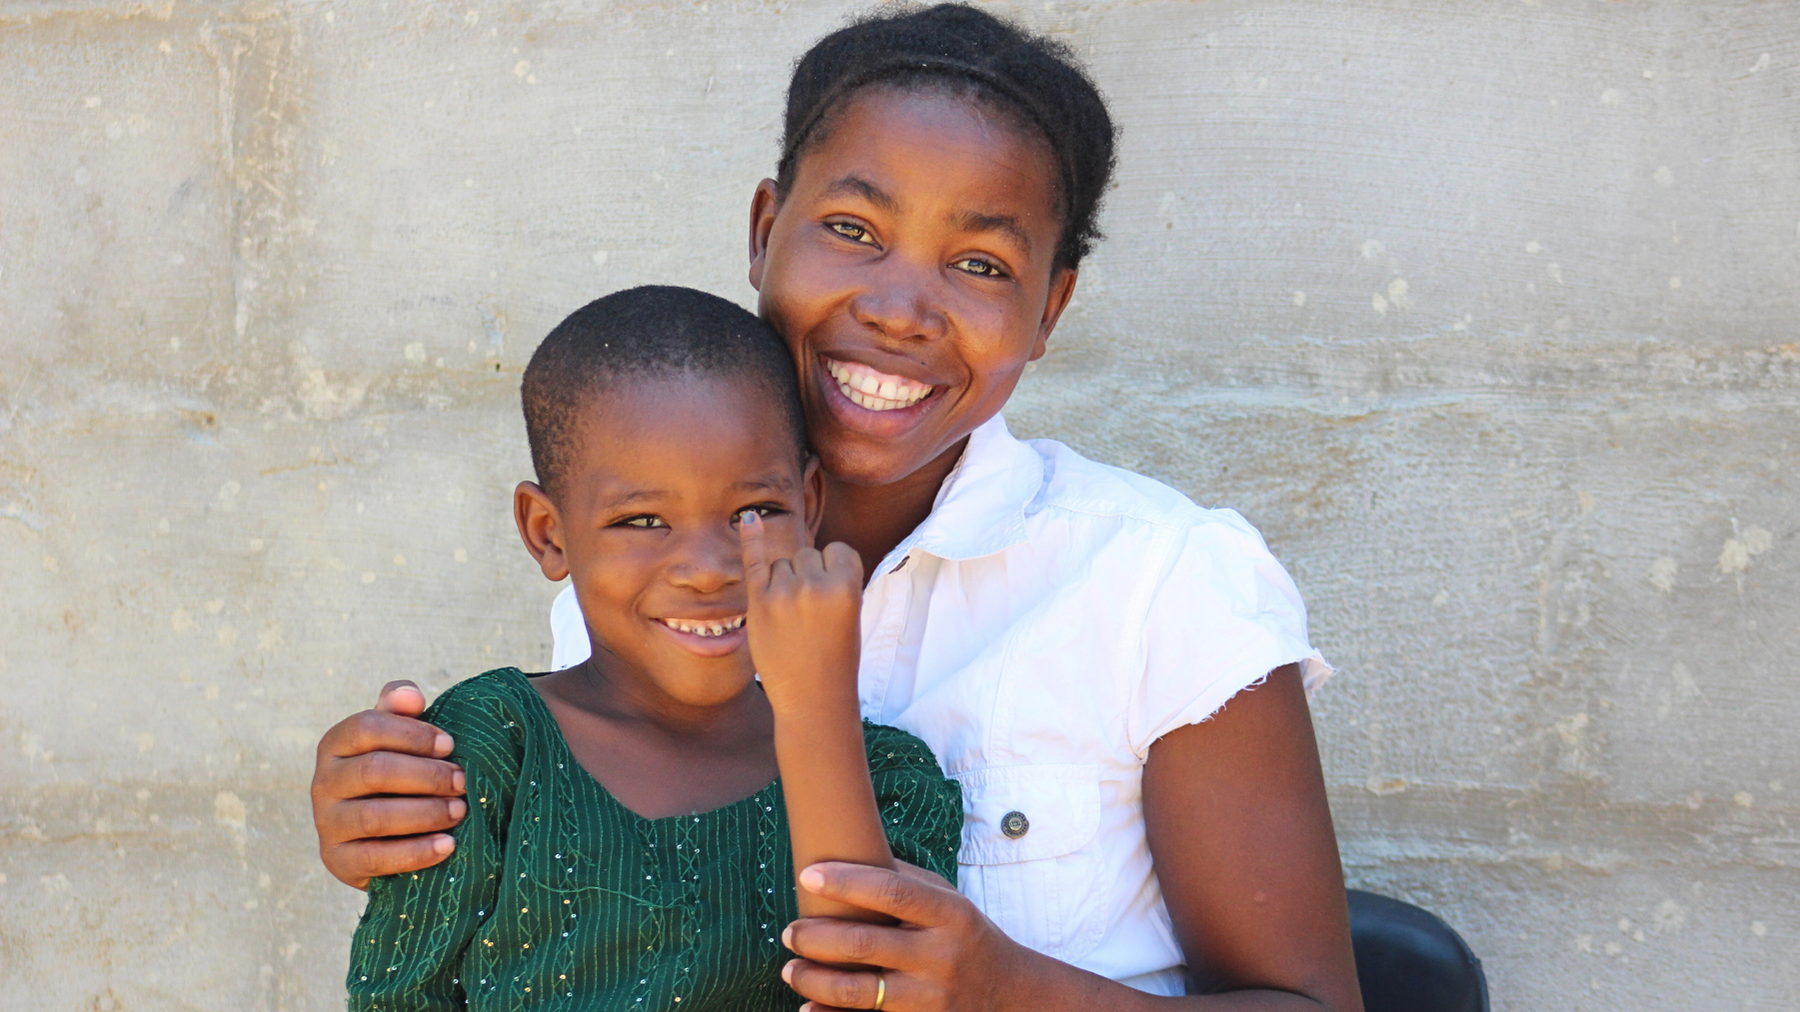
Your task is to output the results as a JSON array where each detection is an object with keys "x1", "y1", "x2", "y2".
[
  {"x1": 823, "y1": 175, "x2": 900, "y2": 213},
  {"x1": 952, "y1": 210, "x2": 1031, "y2": 253}
]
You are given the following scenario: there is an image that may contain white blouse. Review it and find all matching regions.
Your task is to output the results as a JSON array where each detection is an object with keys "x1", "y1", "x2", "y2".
[{"x1": 548, "y1": 414, "x2": 1330, "y2": 995}]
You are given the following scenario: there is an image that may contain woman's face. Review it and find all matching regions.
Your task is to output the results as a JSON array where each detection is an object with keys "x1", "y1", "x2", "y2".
[{"x1": 748, "y1": 87, "x2": 1077, "y2": 488}]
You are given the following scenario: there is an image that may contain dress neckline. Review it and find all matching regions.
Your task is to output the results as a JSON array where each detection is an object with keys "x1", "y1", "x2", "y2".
[{"x1": 499, "y1": 667, "x2": 782, "y2": 826}]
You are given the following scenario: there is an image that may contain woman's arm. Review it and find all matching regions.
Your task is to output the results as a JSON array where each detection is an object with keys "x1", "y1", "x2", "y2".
[
  {"x1": 778, "y1": 665, "x2": 1362, "y2": 1012},
  {"x1": 346, "y1": 687, "x2": 516, "y2": 1011},
  {"x1": 311, "y1": 682, "x2": 467, "y2": 888},
  {"x1": 741, "y1": 512, "x2": 897, "y2": 923},
  {"x1": 1142, "y1": 665, "x2": 1361, "y2": 1009}
]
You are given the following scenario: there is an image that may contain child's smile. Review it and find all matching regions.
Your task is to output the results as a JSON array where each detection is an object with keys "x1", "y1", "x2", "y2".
[{"x1": 654, "y1": 612, "x2": 749, "y2": 656}]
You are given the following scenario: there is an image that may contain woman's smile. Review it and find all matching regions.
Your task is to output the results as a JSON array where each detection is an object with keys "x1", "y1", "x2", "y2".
[{"x1": 823, "y1": 356, "x2": 936, "y2": 411}]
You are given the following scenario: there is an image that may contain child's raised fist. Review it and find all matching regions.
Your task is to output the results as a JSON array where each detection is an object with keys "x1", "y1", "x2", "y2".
[{"x1": 738, "y1": 510, "x2": 863, "y2": 714}]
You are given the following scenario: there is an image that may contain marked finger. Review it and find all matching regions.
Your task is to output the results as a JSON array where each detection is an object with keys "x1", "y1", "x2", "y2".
[
  {"x1": 376, "y1": 680, "x2": 428, "y2": 717},
  {"x1": 799, "y1": 863, "x2": 960, "y2": 927},
  {"x1": 322, "y1": 708, "x2": 453, "y2": 762},
  {"x1": 740, "y1": 509, "x2": 772, "y2": 593},
  {"x1": 326, "y1": 833, "x2": 456, "y2": 888}
]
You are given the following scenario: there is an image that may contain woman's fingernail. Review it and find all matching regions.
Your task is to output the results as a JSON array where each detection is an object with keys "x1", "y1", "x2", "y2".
[
  {"x1": 431, "y1": 835, "x2": 456, "y2": 856},
  {"x1": 781, "y1": 960, "x2": 794, "y2": 983},
  {"x1": 448, "y1": 798, "x2": 468, "y2": 820},
  {"x1": 799, "y1": 866, "x2": 825, "y2": 892},
  {"x1": 434, "y1": 733, "x2": 453, "y2": 755},
  {"x1": 781, "y1": 925, "x2": 794, "y2": 949}
]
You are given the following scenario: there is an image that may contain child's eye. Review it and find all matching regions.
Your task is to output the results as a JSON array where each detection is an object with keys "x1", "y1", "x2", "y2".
[
  {"x1": 952, "y1": 257, "x2": 1007, "y2": 279},
  {"x1": 828, "y1": 221, "x2": 876, "y2": 244},
  {"x1": 733, "y1": 505, "x2": 783, "y2": 524},
  {"x1": 618, "y1": 515, "x2": 668, "y2": 529}
]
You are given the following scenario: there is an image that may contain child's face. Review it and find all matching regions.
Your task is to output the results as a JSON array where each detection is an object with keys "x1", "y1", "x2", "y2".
[
  {"x1": 749, "y1": 87, "x2": 1078, "y2": 488},
  {"x1": 515, "y1": 374, "x2": 819, "y2": 705}
]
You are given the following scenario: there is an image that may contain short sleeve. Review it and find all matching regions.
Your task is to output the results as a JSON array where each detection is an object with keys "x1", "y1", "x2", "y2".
[
  {"x1": 862, "y1": 722, "x2": 963, "y2": 886},
  {"x1": 1128, "y1": 512, "x2": 1331, "y2": 757},
  {"x1": 347, "y1": 671, "x2": 529, "y2": 1010}
]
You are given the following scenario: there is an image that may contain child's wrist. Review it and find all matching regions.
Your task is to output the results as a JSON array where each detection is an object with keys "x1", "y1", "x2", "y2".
[{"x1": 764, "y1": 679, "x2": 861, "y2": 721}]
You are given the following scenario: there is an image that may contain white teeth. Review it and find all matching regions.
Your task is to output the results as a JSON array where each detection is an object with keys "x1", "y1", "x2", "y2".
[
  {"x1": 826, "y1": 359, "x2": 932, "y2": 412},
  {"x1": 662, "y1": 615, "x2": 746, "y2": 638}
]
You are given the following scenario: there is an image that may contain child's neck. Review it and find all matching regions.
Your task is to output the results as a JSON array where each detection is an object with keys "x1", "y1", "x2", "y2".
[
  {"x1": 817, "y1": 436, "x2": 966, "y2": 580},
  {"x1": 532, "y1": 658, "x2": 778, "y2": 820}
]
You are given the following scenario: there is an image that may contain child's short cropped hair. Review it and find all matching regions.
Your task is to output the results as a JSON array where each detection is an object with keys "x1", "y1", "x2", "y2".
[{"x1": 521, "y1": 286, "x2": 806, "y2": 501}]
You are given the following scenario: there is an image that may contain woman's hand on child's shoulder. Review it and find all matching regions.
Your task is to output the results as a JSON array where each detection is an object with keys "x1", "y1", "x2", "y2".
[{"x1": 739, "y1": 511, "x2": 863, "y2": 713}]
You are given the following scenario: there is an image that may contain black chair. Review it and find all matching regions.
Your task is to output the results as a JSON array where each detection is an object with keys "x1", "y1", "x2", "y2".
[{"x1": 1348, "y1": 890, "x2": 1489, "y2": 1012}]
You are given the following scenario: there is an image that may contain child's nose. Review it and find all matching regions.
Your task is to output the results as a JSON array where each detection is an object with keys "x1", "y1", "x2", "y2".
[{"x1": 665, "y1": 525, "x2": 743, "y2": 593}]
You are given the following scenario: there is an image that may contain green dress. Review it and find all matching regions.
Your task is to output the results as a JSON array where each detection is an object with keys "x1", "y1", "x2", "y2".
[{"x1": 347, "y1": 668, "x2": 962, "y2": 1011}]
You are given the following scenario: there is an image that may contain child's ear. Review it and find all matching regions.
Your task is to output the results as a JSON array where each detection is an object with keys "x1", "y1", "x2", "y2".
[
  {"x1": 1029, "y1": 265, "x2": 1079, "y2": 362},
  {"x1": 747, "y1": 178, "x2": 781, "y2": 292},
  {"x1": 801, "y1": 453, "x2": 825, "y2": 544},
  {"x1": 514, "y1": 481, "x2": 570, "y2": 582}
]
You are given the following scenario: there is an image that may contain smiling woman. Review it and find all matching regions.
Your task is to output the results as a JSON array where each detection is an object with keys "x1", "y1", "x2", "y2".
[{"x1": 750, "y1": 85, "x2": 1077, "y2": 563}]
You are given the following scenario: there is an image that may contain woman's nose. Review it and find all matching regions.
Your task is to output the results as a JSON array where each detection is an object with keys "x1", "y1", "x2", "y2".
[
  {"x1": 664, "y1": 526, "x2": 743, "y2": 593},
  {"x1": 849, "y1": 257, "x2": 948, "y2": 342}
]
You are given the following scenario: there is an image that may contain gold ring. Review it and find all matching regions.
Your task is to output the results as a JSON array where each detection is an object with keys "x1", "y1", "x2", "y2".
[{"x1": 872, "y1": 970, "x2": 887, "y2": 1011}]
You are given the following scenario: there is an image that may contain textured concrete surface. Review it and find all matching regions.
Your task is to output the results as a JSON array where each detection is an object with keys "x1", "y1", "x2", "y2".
[{"x1": 2, "y1": 1, "x2": 1795, "y2": 1009}]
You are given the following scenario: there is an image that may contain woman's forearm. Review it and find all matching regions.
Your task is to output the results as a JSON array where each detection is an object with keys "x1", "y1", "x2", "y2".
[{"x1": 995, "y1": 945, "x2": 1340, "y2": 1012}]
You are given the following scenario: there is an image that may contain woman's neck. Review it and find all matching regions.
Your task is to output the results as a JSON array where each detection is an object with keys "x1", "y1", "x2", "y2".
[{"x1": 818, "y1": 436, "x2": 968, "y2": 580}]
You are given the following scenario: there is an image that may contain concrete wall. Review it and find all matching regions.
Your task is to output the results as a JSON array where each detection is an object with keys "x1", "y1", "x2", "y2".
[{"x1": 2, "y1": 1, "x2": 1794, "y2": 1008}]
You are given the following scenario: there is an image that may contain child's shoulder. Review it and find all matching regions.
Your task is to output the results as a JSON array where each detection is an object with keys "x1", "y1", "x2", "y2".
[
  {"x1": 860, "y1": 720, "x2": 949, "y2": 778},
  {"x1": 422, "y1": 667, "x2": 541, "y2": 745}
]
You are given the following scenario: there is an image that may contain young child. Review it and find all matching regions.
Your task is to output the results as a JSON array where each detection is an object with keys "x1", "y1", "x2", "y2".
[{"x1": 346, "y1": 286, "x2": 962, "y2": 1010}]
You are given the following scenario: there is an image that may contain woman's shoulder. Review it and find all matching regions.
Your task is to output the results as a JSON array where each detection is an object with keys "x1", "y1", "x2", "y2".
[{"x1": 1024, "y1": 435, "x2": 1270, "y2": 547}]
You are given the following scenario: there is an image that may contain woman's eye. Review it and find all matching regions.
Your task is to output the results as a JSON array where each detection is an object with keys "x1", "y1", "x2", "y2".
[
  {"x1": 828, "y1": 221, "x2": 875, "y2": 244},
  {"x1": 952, "y1": 257, "x2": 1006, "y2": 278},
  {"x1": 620, "y1": 515, "x2": 667, "y2": 529},
  {"x1": 734, "y1": 505, "x2": 782, "y2": 524}
]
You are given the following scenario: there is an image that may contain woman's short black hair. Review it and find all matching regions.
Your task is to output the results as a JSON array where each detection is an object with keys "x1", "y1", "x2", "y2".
[
  {"x1": 778, "y1": 2, "x2": 1118, "y2": 271},
  {"x1": 521, "y1": 286, "x2": 806, "y2": 501}
]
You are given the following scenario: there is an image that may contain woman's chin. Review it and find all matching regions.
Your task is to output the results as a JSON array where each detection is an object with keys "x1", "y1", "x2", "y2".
[{"x1": 811, "y1": 438, "x2": 958, "y2": 492}]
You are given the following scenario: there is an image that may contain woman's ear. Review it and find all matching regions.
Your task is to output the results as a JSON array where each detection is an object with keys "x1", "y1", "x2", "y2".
[
  {"x1": 1029, "y1": 266, "x2": 1079, "y2": 362},
  {"x1": 747, "y1": 178, "x2": 781, "y2": 292},
  {"x1": 801, "y1": 453, "x2": 826, "y2": 545},
  {"x1": 514, "y1": 481, "x2": 570, "y2": 582}
]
